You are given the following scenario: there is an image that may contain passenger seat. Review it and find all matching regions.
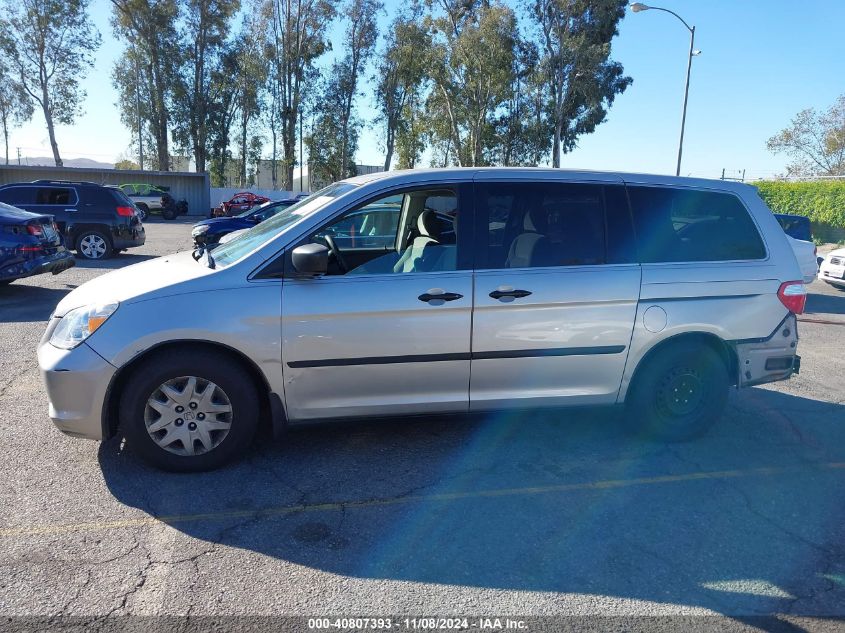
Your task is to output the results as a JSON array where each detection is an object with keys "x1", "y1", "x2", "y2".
[{"x1": 394, "y1": 210, "x2": 442, "y2": 273}]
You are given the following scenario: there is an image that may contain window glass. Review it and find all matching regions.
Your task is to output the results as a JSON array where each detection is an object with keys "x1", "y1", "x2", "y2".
[
  {"x1": 478, "y1": 182, "x2": 610, "y2": 269},
  {"x1": 0, "y1": 186, "x2": 35, "y2": 206},
  {"x1": 304, "y1": 188, "x2": 459, "y2": 276},
  {"x1": 627, "y1": 186, "x2": 766, "y2": 263},
  {"x1": 35, "y1": 187, "x2": 75, "y2": 205},
  {"x1": 213, "y1": 182, "x2": 358, "y2": 268}
]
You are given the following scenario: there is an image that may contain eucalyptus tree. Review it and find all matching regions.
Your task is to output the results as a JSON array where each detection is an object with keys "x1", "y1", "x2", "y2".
[
  {"x1": 531, "y1": 0, "x2": 631, "y2": 167},
  {"x1": 0, "y1": 0, "x2": 100, "y2": 166},
  {"x1": 0, "y1": 58, "x2": 33, "y2": 165}
]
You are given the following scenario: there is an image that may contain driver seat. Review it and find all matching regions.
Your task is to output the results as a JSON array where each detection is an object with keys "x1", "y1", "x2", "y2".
[{"x1": 394, "y1": 210, "x2": 442, "y2": 273}]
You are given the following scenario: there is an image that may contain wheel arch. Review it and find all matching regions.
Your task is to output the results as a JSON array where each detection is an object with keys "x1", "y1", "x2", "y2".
[
  {"x1": 101, "y1": 339, "x2": 279, "y2": 440},
  {"x1": 622, "y1": 331, "x2": 738, "y2": 404}
]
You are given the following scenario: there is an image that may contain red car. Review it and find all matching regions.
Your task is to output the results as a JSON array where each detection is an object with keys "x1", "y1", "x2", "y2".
[{"x1": 213, "y1": 192, "x2": 271, "y2": 217}]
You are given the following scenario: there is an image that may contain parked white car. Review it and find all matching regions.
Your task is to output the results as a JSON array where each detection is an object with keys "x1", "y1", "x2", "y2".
[
  {"x1": 818, "y1": 247, "x2": 845, "y2": 289},
  {"x1": 786, "y1": 236, "x2": 817, "y2": 285}
]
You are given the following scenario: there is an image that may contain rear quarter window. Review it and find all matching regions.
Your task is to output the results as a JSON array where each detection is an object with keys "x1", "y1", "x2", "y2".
[
  {"x1": 34, "y1": 187, "x2": 77, "y2": 205},
  {"x1": 627, "y1": 186, "x2": 766, "y2": 263}
]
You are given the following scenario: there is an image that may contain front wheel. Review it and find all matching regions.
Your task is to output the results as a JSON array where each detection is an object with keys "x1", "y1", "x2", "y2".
[
  {"x1": 119, "y1": 350, "x2": 260, "y2": 471},
  {"x1": 76, "y1": 230, "x2": 113, "y2": 260},
  {"x1": 135, "y1": 204, "x2": 149, "y2": 221},
  {"x1": 625, "y1": 341, "x2": 729, "y2": 441},
  {"x1": 162, "y1": 208, "x2": 177, "y2": 220}
]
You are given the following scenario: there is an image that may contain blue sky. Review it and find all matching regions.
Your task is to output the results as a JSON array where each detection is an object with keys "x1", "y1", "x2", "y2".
[{"x1": 8, "y1": 0, "x2": 845, "y2": 180}]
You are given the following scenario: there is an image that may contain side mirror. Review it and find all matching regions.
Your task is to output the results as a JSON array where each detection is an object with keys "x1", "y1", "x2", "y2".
[
  {"x1": 817, "y1": 256, "x2": 825, "y2": 267},
  {"x1": 291, "y1": 243, "x2": 329, "y2": 275}
]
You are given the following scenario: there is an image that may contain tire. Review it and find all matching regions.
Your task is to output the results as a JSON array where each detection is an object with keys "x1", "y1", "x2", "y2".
[
  {"x1": 75, "y1": 230, "x2": 113, "y2": 260},
  {"x1": 119, "y1": 349, "x2": 259, "y2": 472},
  {"x1": 162, "y1": 208, "x2": 176, "y2": 220},
  {"x1": 135, "y1": 204, "x2": 149, "y2": 221},
  {"x1": 625, "y1": 341, "x2": 729, "y2": 441}
]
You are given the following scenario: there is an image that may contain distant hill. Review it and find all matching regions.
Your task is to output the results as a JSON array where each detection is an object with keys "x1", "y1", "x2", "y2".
[{"x1": 14, "y1": 157, "x2": 114, "y2": 169}]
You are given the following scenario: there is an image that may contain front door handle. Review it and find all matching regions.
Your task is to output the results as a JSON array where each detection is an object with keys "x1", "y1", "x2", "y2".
[
  {"x1": 489, "y1": 288, "x2": 532, "y2": 300},
  {"x1": 418, "y1": 290, "x2": 464, "y2": 304}
]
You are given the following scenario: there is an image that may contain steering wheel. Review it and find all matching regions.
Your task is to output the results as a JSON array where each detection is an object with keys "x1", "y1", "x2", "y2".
[{"x1": 323, "y1": 235, "x2": 348, "y2": 273}]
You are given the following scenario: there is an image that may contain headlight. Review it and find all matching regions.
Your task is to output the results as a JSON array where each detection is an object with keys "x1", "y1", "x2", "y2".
[
  {"x1": 192, "y1": 225, "x2": 210, "y2": 236},
  {"x1": 50, "y1": 303, "x2": 119, "y2": 349}
]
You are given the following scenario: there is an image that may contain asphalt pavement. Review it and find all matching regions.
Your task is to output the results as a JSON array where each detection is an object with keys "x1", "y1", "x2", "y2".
[{"x1": 1, "y1": 219, "x2": 844, "y2": 631}]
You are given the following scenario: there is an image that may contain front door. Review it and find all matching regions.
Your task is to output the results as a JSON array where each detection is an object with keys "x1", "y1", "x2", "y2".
[
  {"x1": 470, "y1": 178, "x2": 641, "y2": 410},
  {"x1": 281, "y1": 184, "x2": 474, "y2": 421}
]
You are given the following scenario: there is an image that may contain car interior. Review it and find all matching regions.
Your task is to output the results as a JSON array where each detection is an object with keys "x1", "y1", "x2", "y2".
[{"x1": 310, "y1": 188, "x2": 458, "y2": 275}]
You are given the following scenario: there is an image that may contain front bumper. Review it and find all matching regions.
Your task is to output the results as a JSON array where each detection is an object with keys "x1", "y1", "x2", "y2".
[
  {"x1": 38, "y1": 338, "x2": 116, "y2": 440},
  {"x1": 0, "y1": 249, "x2": 75, "y2": 282}
]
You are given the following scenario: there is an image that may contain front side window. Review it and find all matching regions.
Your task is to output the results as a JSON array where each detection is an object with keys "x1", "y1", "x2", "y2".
[
  {"x1": 0, "y1": 186, "x2": 35, "y2": 206},
  {"x1": 213, "y1": 182, "x2": 358, "y2": 268},
  {"x1": 300, "y1": 188, "x2": 460, "y2": 276},
  {"x1": 627, "y1": 186, "x2": 766, "y2": 263},
  {"x1": 478, "y1": 182, "x2": 629, "y2": 269},
  {"x1": 35, "y1": 187, "x2": 75, "y2": 205}
]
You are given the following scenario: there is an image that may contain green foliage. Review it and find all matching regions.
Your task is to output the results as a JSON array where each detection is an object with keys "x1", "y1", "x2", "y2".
[
  {"x1": 0, "y1": 0, "x2": 101, "y2": 166},
  {"x1": 754, "y1": 180, "x2": 845, "y2": 241},
  {"x1": 766, "y1": 95, "x2": 845, "y2": 177}
]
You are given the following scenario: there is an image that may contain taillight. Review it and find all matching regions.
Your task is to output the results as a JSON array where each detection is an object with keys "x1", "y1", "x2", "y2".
[
  {"x1": 26, "y1": 224, "x2": 43, "y2": 236},
  {"x1": 19, "y1": 245, "x2": 43, "y2": 253},
  {"x1": 116, "y1": 206, "x2": 135, "y2": 217},
  {"x1": 777, "y1": 281, "x2": 807, "y2": 315}
]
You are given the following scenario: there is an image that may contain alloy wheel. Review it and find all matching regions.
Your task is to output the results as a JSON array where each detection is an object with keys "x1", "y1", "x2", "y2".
[
  {"x1": 79, "y1": 234, "x2": 108, "y2": 259},
  {"x1": 144, "y1": 376, "x2": 233, "y2": 456}
]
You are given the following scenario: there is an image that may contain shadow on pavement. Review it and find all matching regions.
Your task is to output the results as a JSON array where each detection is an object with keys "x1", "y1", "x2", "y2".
[
  {"x1": 99, "y1": 387, "x2": 845, "y2": 617},
  {"x1": 0, "y1": 284, "x2": 74, "y2": 323},
  {"x1": 72, "y1": 253, "x2": 159, "y2": 270}
]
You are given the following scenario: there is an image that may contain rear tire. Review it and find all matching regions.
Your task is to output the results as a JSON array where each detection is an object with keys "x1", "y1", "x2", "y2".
[
  {"x1": 119, "y1": 350, "x2": 260, "y2": 472},
  {"x1": 625, "y1": 341, "x2": 729, "y2": 441},
  {"x1": 75, "y1": 230, "x2": 113, "y2": 260}
]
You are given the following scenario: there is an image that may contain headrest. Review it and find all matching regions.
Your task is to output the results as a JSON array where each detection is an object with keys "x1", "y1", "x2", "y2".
[
  {"x1": 417, "y1": 210, "x2": 440, "y2": 238},
  {"x1": 524, "y1": 206, "x2": 547, "y2": 233}
]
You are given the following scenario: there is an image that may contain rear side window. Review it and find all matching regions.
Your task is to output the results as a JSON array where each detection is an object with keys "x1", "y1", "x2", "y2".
[
  {"x1": 35, "y1": 187, "x2": 77, "y2": 205},
  {"x1": 477, "y1": 182, "x2": 634, "y2": 269},
  {"x1": 0, "y1": 186, "x2": 35, "y2": 205},
  {"x1": 627, "y1": 186, "x2": 766, "y2": 263}
]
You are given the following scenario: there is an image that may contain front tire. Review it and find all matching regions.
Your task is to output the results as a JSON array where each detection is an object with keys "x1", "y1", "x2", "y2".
[
  {"x1": 625, "y1": 341, "x2": 729, "y2": 441},
  {"x1": 119, "y1": 350, "x2": 260, "y2": 472},
  {"x1": 135, "y1": 204, "x2": 149, "y2": 220},
  {"x1": 76, "y1": 230, "x2": 113, "y2": 260}
]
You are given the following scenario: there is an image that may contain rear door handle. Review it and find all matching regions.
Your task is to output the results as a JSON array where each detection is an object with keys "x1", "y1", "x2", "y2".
[
  {"x1": 418, "y1": 290, "x2": 464, "y2": 304},
  {"x1": 489, "y1": 288, "x2": 532, "y2": 300}
]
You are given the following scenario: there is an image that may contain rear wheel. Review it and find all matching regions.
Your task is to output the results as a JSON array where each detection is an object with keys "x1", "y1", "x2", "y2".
[
  {"x1": 119, "y1": 350, "x2": 259, "y2": 472},
  {"x1": 76, "y1": 230, "x2": 112, "y2": 260},
  {"x1": 626, "y1": 341, "x2": 729, "y2": 441}
]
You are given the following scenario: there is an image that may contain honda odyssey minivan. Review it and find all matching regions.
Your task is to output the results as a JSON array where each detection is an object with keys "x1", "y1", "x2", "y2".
[{"x1": 38, "y1": 169, "x2": 805, "y2": 471}]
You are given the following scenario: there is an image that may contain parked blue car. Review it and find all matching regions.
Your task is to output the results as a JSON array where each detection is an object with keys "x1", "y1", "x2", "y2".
[
  {"x1": 191, "y1": 198, "x2": 300, "y2": 249},
  {"x1": 0, "y1": 202, "x2": 75, "y2": 285}
]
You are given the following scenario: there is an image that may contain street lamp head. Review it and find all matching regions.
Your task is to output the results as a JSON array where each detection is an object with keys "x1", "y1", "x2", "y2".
[
  {"x1": 630, "y1": 3, "x2": 650, "y2": 12},
  {"x1": 692, "y1": 49, "x2": 702, "y2": 56}
]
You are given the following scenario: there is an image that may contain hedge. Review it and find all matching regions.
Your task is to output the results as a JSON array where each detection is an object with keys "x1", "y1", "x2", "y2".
[{"x1": 753, "y1": 180, "x2": 845, "y2": 239}]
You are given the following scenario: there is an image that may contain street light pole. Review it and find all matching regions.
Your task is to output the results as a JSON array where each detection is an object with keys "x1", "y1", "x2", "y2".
[
  {"x1": 677, "y1": 24, "x2": 695, "y2": 177},
  {"x1": 630, "y1": 3, "x2": 699, "y2": 176}
]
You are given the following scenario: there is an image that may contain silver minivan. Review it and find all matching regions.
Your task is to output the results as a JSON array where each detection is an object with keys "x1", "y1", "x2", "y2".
[{"x1": 38, "y1": 169, "x2": 806, "y2": 471}]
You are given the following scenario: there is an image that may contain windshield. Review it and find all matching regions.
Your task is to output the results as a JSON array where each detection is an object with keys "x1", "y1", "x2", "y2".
[{"x1": 211, "y1": 182, "x2": 358, "y2": 268}]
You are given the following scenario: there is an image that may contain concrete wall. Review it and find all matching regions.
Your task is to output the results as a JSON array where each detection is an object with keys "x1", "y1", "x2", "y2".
[{"x1": 0, "y1": 164, "x2": 211, "y2": 216}]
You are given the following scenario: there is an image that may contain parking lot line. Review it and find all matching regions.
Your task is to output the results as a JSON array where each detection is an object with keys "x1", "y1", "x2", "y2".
[{"x1": 2, "y1": 461, "x2": 844, "y2": 539}]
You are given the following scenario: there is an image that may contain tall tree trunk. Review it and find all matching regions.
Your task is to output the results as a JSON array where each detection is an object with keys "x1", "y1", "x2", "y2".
[
  {"x1": 3, "y1": 118, "x2": 8, "y2": 165},
  {"x1": 552, "y1": 118, "x2": 562, "y2": 168},
  {"x1": 41, "y1": 92, "x2": 62, "y2": 167}
]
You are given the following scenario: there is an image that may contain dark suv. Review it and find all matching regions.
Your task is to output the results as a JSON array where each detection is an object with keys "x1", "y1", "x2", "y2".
[{"x1": 0, "y1": 180, "x2": 146, "y2": 259}]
